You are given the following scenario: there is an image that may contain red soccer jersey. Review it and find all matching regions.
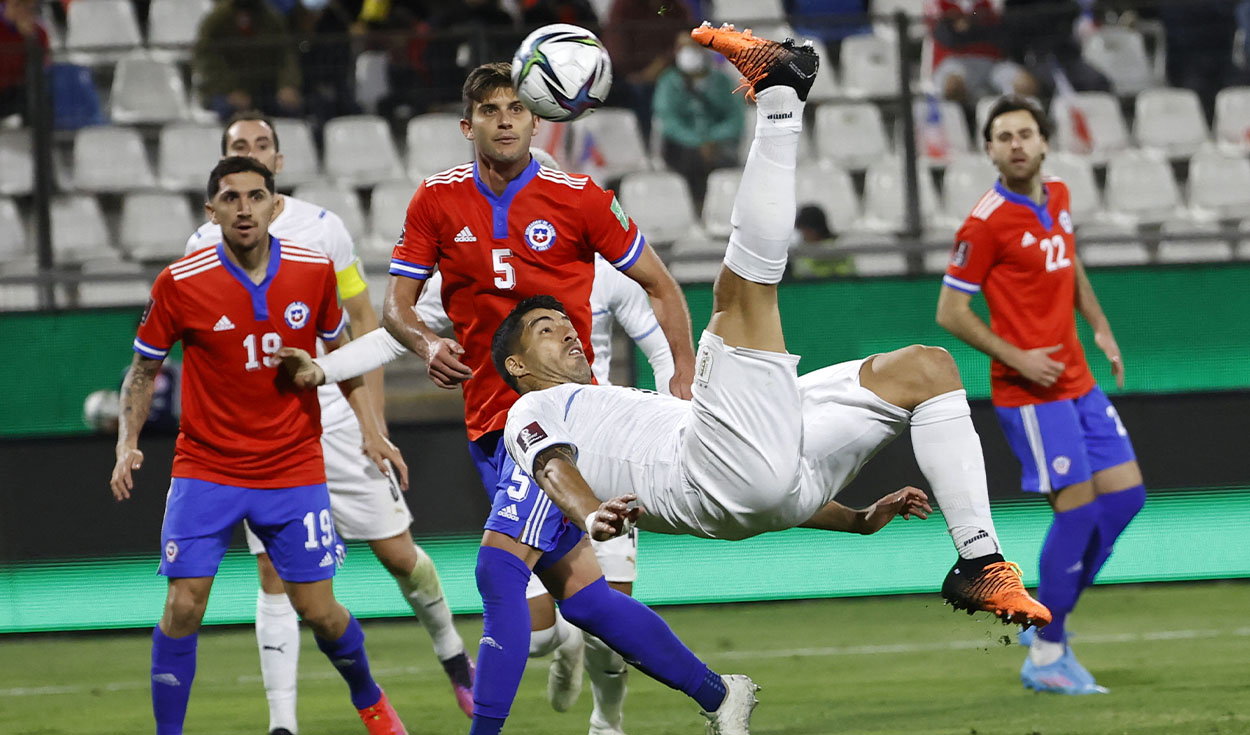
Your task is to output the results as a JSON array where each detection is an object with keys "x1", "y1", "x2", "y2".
[
  {"x1": 134, "y1": 238, "x2": 347, "y2": 487},
  {"x1": 943, "y1": 178, "x2": 1096, "y2": 407},
  {"x1": 390, "y1": 160, "x2": 645, "y2": 440}
]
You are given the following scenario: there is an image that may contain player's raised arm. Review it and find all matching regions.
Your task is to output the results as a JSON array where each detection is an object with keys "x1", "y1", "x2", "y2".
[
  {"x1": 111, "y1": 354, "x2": 162, "y2": 500},
  {"x1": 531, "y1": 445, "x2": 640, "y2": 542},
  {"x1": 619, "y1": 245, "x2": 695, "y2": 398},
  {"x1": 602, "y1": 262, "x2": 675, "y2": 394},
  {"x1": 322, "y1": 328, "x2": 410, "y2": 491},
  {"x1": 1072, "y1": 256, "x2": 1124, "y2": 388}
]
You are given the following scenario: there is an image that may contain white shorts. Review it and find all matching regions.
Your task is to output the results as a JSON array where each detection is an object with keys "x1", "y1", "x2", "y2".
[
  {"x1": 525, "y1": 531, "x2": 638, "y2": 599},
  {"x1": 245, "y1": 422, "x2": 414, "y2": 554}
]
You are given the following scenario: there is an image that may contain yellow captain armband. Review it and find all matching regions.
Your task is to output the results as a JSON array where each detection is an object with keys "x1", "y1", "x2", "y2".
[{"x1": 336, "y1": 260, "x2": 369, "y2": 300}]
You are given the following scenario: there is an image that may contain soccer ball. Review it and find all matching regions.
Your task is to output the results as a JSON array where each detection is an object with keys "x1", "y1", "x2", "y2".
[{"x1": 512, "y1": 23, "x2": 613, "y2": 123}]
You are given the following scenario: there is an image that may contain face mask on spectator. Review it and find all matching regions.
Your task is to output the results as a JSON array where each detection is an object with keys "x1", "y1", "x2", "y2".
[{"x1": 676, "y1": 46, "x2": 708, "y2": 75}]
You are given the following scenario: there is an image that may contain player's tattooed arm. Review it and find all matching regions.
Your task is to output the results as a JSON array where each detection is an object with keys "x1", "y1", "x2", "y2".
[
  {"x1": 532, "y1": 445, "x2": 641, "y2": 541},
  {"x1": 110, "y1": 354, "x2": 161, "y2": 500}
]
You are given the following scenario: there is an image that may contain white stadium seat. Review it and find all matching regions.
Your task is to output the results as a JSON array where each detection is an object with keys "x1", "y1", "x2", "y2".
[
  {"x1": 270, "y1": 118, "x2": 322, "y2": 186},
  {"x1": 147, "y1": 0, "x2": 212, "y2": 58},
  {"x1": 323, "y1": 115, "x2": 404, "y2": 186},
  {"x1": 72, "y1": 126, "x2": 157, "y2": 193},
  {"x1": 50, "y1": 195, "x2": 115, "y2": 263},
  {"x1": 569, "y1": 108, "x2": 651, "y2": 184},
  {"x1": 1076, "y1": 221, "x2": 1149, "y2": 266},
  {"x1": 0, "y1": 198, "x2": 26, "y2": 263},
  {"x1": 940, "y1": 155, "x2": 997, "y2": 222},
  {"x1": 366, "y1": 179, "x2": 417, "y2": 261},
  {"x1": 1213, "y1": 87, "x2": 1250, "y2": 151},
  {"x1": 1187, "y1": 147, "x2": 1250, "y2": 220},
  {"x1": 1042, "y1": 152, "x2": 1102, "y2": 224},
  {"x1": 0, "y1": 130, "x2": 34, "y2": 196},
  {"x1": 796, "y1": 159, "x2": 860, "y2": 233},
  {"x1": 858, "y1": 156, "x2": 940, "y2": 232},
  {"x1": 1103, "y1": 150, "x2": 1182, "y2": 225},
  {"x1": 406, "y1": 113, "x2": 474, "y2": 180},
  {"x1": 65, "y1": 0, "x2": 143, "y2": 65},
  {"x1": 813, "y1": 102, "x2": 890, "y2": 170},
  {"x1": 158, "y1": 122, "x2": 222, "y2": 192},
  {"x1": 355, "y1": 50, "x2": 390, "y2": 115},
  {"x1": 110, "y1": 54, "x2": 191, "y2": 124},
  {"x1": 1050, "y1": 91, "x2": 1129, "y2": 164},
  {"x1": 1238, "y1": 220, "x2": 1250, "y2": 261},
  {"x1": 713, "y1": 0, "x2": 784, "y2": 23},
  {"x1": 912, "y1": 97, "x2": 972, "y2": 163},
  {"x1": 840, "y1": 34, "x2": 900, "y2": 98},
  {"x1": 75, "y1": 261, "x2": 151, "y2": 307},
  {"x1": 618, "y1": 171, "x2": 701, "y2": 245},
  {"x1": 1081, "y1": 26, "x2": 1155, "y2": 96},
  {"x1": 1158, "y1": 219, "x2": 1231, "y2": 263},
  {"x1": 291, "y1": 182, "x2": 367, "y2": 244},
  {"x1": 701, "y1": 167, "x2": 742, "y2": 239},
  {"x1": 1134, "y1": 88, "x2": 1209, "y2": 158},
  {"x1": 120, "y1": 192, "x2": 197, "y2": 262}
]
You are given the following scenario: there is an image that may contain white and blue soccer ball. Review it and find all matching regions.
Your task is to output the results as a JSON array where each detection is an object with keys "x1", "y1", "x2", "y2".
[{"x1": 512, "y1": 24, "x2": 613, "y2": 123}]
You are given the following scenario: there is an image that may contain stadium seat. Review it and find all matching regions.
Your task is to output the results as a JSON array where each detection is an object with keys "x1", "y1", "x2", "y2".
[
  {"x1": 569, "y1": 108, "x2": 651, "y2": 184},
  {"x1": 366, "y1": 180, "x2": 417, "y2": 261},
  {"x1": 713, "y1": 0, "x2": 784, "y2": 23},
  {"x1": 839, "y1": 34, "x2": 900, "y2": 98},
  {"x1": 1134, "y1": 88, "x2": 1209, "y2": 158},
  {"x1": 912, "y1": 97, "x2": 972, "y2": 163},
  {"x1": 973, "y1": 95, "x2": 997, "y2": 141},
  {"x1": 270, "y1": 118, "x2": 321, "y2": 187},
  {"x1": 851, "y1": 251, "x2": 909, "y2": 276},
  {"x1": 1076, "y1": 221, "x2": 1149, "y2": 266},
  {"x1": 1042, "y1": 152, "x2": 1102, "y2": 223},
  {"x1": 858, "y1": 156, "x2": 940, "y2": 232},
  {"x1": 147, "y1": 0, "x2": 213, "y2": 58},
  {"x1": 0, "y1": 130, "x2": 34, "y2": 196},
  {"x1": 667, "y1": 258, "x2": 724, "y2": 284},
  {"x1": 323, "y1": 115, "x2": 404, "y2": 187},
  {"x1": 701, "y1": 167, "x2": 742, "y2": 239},
  {"x1": 1237, "y1": 220, "x2": 1250, "y2": 261},
  {"x1": 1081, "y1": 26, "x2": 1155, "y2": 96},
  {"x1": 1187, "y1": 147, "x2": 1250, "y2": 220},
  {"x1": 940, "y1": 154, "x2": 997, "y2": 222},
  {"x1": 618, "y1": 171, "x2": 701, "y2": 245},
  {"x1": 74, "y1": 260, "x2": 151, "y2": 307},
  {"x1": 120, "y1": 192, "x2": 197, "y2": 262},
  {"x1": 0, "y1": 198, "x2": 26, "y2": 263},
  {"x1": 158, "y1": 122, "x2": 222, "y2": 192},
  {"x1": 1104, "y1": 150, "x2": 1182, "y2": 225},
  {"x1": 795, "y1": 159, "x2": 860, "y2": 232},
  {"x1": 813, "y1": 102, "x2": 890, "y2": 170},
  {"x1": 1157, "y1": 219, "x2": 1231, "y2": 263},
  {"x1": 50, "y1": 63, "x2": 106, "y2": 130},
  {"x1": 406, "y1": 113, "x2": 475, "y2": 179},
  {"x1": 110, "y1": 54, "x2": 191, "y2": 124},
  {"x1": 355, "y1": 50, "x2": 390, "y2": 115},
  {"x1": 64, "y1": 0, "x2": 143, "y2": 65},
  {"x1": 72, "y1": 126, "x2": 157, "y2": 193},
  {"x1": 50, "y1": 195, "x2": 116, "y2": 263},
  {"x1": 1050, "y1": 91, "x2": 1130, "y2": 163},
  {"x1": 1213, "y1": 87, "x2": 1250, "y2": 151},
  {"x1": 291, "y1": 182, "x2": 367, "y2": 244}
]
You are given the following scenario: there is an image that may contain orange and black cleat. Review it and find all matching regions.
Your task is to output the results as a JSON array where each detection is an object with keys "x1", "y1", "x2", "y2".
[
  {"x1": 690, "y1": 21, "x2": 819, "y2": 101},
  {"x1": 942, "y1": 558, "x2": 1052, "y2": 627},
  {"x1": 357, "y1": 689, "x2": 408, "y2": 735}
]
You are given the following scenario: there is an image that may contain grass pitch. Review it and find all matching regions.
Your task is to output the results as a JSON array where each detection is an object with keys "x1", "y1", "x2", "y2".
[{"x1": 2, "y1": 581, "x2": 1247, "y2": 735}]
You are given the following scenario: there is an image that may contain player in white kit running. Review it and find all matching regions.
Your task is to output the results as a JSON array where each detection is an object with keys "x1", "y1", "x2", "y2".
[
  {"x1": 492, "y1": 24, "x2": 1051, "y2": 628},
  {"x1": 186, "y1": 113, "x2": 474, "y2": 732}
]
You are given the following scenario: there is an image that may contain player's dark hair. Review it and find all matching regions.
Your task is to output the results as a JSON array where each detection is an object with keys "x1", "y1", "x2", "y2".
[
  {"x1": 220, "y1": 110, "x2": 280, "y2": 155},
  {"x1": 463, "y1": 62, "x2": 516, "y2": 120},
  {"x1": 982, "y1": 94, "x2": 1051, "y2": 142},
  {"x1": 206, "y1": 156, "x2": 276, "y2": 201},
  {"x1": 492, "y1": 295, "x2": 569, "y2": 393}
]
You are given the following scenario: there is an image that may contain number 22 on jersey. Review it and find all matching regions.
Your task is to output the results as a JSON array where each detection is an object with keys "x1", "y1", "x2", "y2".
[{"x1": 1039, "y1": 235, "x2": 1072, "y2": 272}]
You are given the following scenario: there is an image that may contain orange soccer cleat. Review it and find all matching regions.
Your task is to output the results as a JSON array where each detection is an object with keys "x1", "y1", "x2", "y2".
[
  {"x1": 690, "y1": 21, "x2": 819, "y2": 101},
  {"x1": 357, "y1": 689, "x2": 408, "y2": 735},
  {"x1": 942, "y1": 559, "x2": 1052, "y2": 627}
]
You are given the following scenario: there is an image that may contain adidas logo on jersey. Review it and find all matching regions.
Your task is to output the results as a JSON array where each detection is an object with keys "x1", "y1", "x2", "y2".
[
  {"x1": 1021, "y1": 232, "x2": 1037, "y2": 248},
  {"x1": 319, "y1": 552, "x2": 334, "y2": 567},
  {"x1": 454, "y1": 226, "x2": 477, "y2": 243},
  {"x1": 498, "y1": 504, "x2": 520, "y2": 522},
  {"x1": 213, "y1": 315, "x2": 235, "y2": 332}
]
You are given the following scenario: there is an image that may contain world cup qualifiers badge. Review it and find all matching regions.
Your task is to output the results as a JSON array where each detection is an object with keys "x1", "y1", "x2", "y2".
[
  {"x1": 284, "y1": 301, "x2": 310, "y2": 329},
  {"x1": 525, "y1": 219, "x2": 556, "y2": 251}
]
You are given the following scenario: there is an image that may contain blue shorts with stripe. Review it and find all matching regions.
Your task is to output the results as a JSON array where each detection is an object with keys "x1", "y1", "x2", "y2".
[
  {"x1": 159, "y1": 477, "x2": 344, "y2": 582},
  {"x1": 471, "y1": 432, "x2": 585, "y2": 562},
  {"x1": 995, "y1": 386, "x2": 1137, "y2": 494}
]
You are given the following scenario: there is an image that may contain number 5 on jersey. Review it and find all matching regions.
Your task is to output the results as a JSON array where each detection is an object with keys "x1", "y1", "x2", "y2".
[
  {"x1": 493, "y1": 248, "x2": 515, "y2": 290},
  {"x1": 243, "y1": 332, "x2": 283, "y2": 371}
]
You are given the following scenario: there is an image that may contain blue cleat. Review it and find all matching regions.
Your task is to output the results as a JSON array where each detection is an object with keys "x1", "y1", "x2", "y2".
[
  {"x1": 1021, "y1": 645, "x2": 1109, "y2": 695},
  {"x1": 1017, "y1": 625, "x2": 1036, "y2": 647}
]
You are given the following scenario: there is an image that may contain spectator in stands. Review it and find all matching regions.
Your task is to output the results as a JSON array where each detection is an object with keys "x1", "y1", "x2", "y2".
[
  {"x1": 603, "y1": 0, "x2": 693, "y2": 140},
  {"x1": 1001, "y1": 0, "x2": 1109, "y2": 94},
  {"x1": 419, "y1": 0, "x2": 515, "y2": 108},
  {"x1": 786, "y1": 0, "x2": 872, "y2": 57},
  {"x1": 1158, "y1": 0, "x2": 1249, "y2": 122},
  {"x1": 0, "y1": 0, "x2": 48, "y2": 125},
  {"x1": 519, "y1": 0, "x2": 598, "y2": 27},
  {"x1": 926, "y1": 0, "x2": 1037, "y2": 108},
  {"x1": 290, "y1": 0, "x2": 361, "y2": 126},
  {"x1": 193, "y1": 0, "x2": 304, "y2": 121},
  {"x1": 653, "y1": 30, "x2": 743, "y2": 209},
  {"x1": 787, "y1": 205, "x2": 852, "y2": 280}
]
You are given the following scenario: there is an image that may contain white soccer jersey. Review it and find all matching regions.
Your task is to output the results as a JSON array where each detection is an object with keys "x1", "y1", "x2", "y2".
[{"x1": 186, "y1": 195, "x2": 365, "y2": 433}]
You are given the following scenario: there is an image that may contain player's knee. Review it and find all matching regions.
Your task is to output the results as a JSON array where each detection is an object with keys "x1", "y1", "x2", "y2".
[
  {"x1": 164, "y1": 588, "x2": 209, "y2": 629},
  {"x1": 903, "y1": 345, "x2": 962, "y2": 396}
]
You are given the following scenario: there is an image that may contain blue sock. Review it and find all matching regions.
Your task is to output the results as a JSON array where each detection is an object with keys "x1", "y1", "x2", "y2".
[
  {"x1": 151, "y1": 626, "x2": 197, "y2": 735},
  {"x1": 315, "y1": 615, "x2": 382, "y2": 710},
  {"x1": 560, "y1": 576, "x2": 727, "y2": 712},
  {"x1": 1080, "y1": 485, "x2": 1146, "y2": 589},
  {"x1": 470, "y1": 545, "x2": 533, "y2": 731},
  {"x1": 1037, "y1": 501, "x2": 1100, "y2": 643}
]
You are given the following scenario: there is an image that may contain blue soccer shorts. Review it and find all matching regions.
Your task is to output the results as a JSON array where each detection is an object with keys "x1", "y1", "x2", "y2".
[
  {"x1": 159, "y1": 477, "x2": 345, "y2": 582},
  {"x1": 995, "y1": 385, "x2": 1137, "y2": 494}
]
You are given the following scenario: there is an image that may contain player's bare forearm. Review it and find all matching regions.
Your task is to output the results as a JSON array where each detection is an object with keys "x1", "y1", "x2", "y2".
[
  {"x1": 625, "y1": 246, "x2": 695, "y2": 395},
  {"x1": 801, "y1": 487, "x2": 931, "y2": 534},
  {"x1": 936, "y1": 287, "x2": 1024, "y2": 368},
  {"x1": 382, "y1": 275, "x2": 437, "y2": 360},
  {"x1": 532, "y1": 446, "x2": 603, "y2": 527},
  {"x1": 798, "y1": 500, "x2": 865, "y2": 533},
  {"x1": 1073, "y1": 258, "x2": 1112, "y2": 334},
  {"x1": 342, "y1": 290, "x2": 387, "y2": 424},
  {"x1": 118, "y1": 354, "x2": 160, "y2": 451}
]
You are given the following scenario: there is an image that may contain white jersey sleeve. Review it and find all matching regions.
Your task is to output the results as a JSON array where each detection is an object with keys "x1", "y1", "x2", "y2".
[
  {"x1": 316, "y1": 206, "x2": 360, "y2": 274},
  {"x1": 185, "y1": 219, "x2": 219, "y2": 256},
  {"x1": 592, "y1": 257, "x2": 674, "y2": 395},
  {"x1": 503, "y1": 388, "x2": 580, "y2": 477},
  {"x1": 414, "y1": 270, "x2": 453, "y2": 336}
]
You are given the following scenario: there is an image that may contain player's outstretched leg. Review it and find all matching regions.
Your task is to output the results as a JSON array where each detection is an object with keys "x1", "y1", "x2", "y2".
[{"x1": 691, "y1": 22, "x2": 817, "y2": 353}]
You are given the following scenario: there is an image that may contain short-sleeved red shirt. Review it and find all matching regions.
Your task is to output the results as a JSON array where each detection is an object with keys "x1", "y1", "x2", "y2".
[
  {"x1": 390, "y1": 159, "x2": 645, "y2": 439},
  {"x1": 944, "y1": 178, "x2": 1096, "y2": 407},
  {"x1": 134, "y1": 238, "x2": 346, "y2": 486}
]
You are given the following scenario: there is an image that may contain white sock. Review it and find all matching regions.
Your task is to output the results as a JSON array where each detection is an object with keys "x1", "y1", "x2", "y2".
[
  {"x1": 584, "y1": 632, "x2": 629, "y2": 730},
  {"x1": 723, "y1": 86, "x2": 804, "y2": 285},
  {"x1": 395, "y1": 544, "x2": 465, "y2": 661},
  {"x1": 909, "y1": 390, "x2": 1002, "y2": 560},
  {"x1": 256, "y1": 590, "x2": 300, "y2": 734},
  {"x1": 529, "y1": 610, "x2": 574, "y2": 658},
  {"x1": 1029, "y1": 637, "x2": 1065, "y2": 667}
]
